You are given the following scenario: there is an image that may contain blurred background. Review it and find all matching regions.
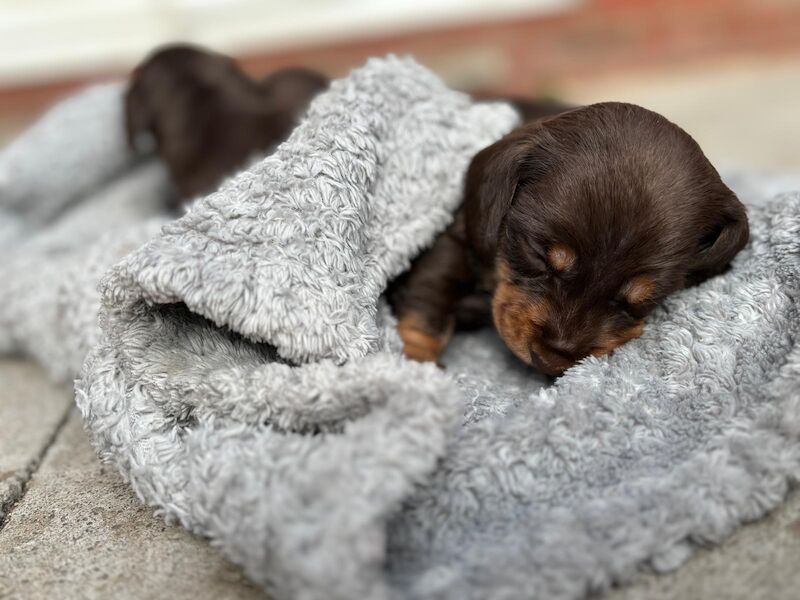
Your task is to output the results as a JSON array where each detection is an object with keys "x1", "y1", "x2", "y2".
[{"x1": 0, "y1": 0, "x2": 798, "y2": 171}]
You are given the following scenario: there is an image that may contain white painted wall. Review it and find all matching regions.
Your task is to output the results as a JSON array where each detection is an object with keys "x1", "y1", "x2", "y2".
[{"x1": 0, "y1": 0, "x2": 577, "y2": 85}]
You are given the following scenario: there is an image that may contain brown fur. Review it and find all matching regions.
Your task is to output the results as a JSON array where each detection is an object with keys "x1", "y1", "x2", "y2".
[
  {"x1": 397, "y1": 313, "x2": 454, "y2": 364},
  {"x1": 491, "y1": 262, "x2": 552, "y2": 367},
  {"x1": 391, "y1": 102, "x2": 749, "y2": 375},
  {"x1": 125, "y1": 44, "x2": 327, "y2": 206}
]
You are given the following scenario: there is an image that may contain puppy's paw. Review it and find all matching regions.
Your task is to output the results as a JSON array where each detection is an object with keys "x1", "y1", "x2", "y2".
[{"x1": 397, "y1": 314, "x2": 452, "y2": 365}]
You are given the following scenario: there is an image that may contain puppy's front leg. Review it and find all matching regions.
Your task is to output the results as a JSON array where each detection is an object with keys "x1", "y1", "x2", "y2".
[
  {"x1": 396, "y1": 312, "x2": 454, "y2": 364},
  {"x1": 389, "y1": 213, "x2": 475, "y2": 364}
]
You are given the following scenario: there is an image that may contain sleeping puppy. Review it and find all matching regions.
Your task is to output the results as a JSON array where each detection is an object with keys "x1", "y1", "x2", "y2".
[
  {"x1": 389, "y1": 102, "x2": 749, "y2": 374},
  {"x1": 125, "y1": 44, "x2": 327, "y2": 205}
]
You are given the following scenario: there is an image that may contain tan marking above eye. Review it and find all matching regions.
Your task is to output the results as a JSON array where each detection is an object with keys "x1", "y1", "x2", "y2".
[
  {"x1": 546, "y1": 244, "x2": 576, "y2": 272},
  {"x1": 622, "y1": 275, "x2": 656, "y2": 305}
]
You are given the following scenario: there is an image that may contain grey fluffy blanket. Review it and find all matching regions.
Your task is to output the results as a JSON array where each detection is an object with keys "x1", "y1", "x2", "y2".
[{"x1": 2, "y1": 57, "x2": 800, "y2": 600}]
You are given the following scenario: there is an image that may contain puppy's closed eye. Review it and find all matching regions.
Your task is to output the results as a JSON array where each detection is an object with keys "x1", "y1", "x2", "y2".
[
  {"x1": 504, "y1": 232, "x2": 548, "y2": 276},
  {"x1": 622, "y1": 275, "x2": 656, "y2": 305}
]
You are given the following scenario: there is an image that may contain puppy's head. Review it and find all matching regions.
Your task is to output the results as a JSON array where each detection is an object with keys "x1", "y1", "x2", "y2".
[
  {"x1": 465, "y1": 102, "x2": 748, "y2": 375},
  {"x1": 125, "y1": 44, "x2": 327, "y2": 200}
]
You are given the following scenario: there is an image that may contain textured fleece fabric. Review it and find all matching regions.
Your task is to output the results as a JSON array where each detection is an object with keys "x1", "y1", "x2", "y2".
[
  {"x1": 1, "y1": 56, "x2": 800, "y2": 600},
  {"x1": 0, "y1": 83, "x2": 136, "y2": 243}
]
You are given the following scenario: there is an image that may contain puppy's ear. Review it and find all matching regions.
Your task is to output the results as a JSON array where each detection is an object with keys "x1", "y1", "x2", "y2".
[
  {"x1": 124, "y1": 69, "x2": 154, "y2": 152},
  {"x1": 688, "y1": 189, "x2": 749, "y2": 285},
  {"x1": 463, "y1": 126, "x2": 541, "y2": 263}
]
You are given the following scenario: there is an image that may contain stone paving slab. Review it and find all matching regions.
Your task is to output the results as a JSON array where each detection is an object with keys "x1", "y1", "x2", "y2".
[
  {"x1": 0, "y1": 361, "x2": 266, "y2": 600},
  {"x1": 0, "y1": 360, "x2": 72, "y2": 524}
]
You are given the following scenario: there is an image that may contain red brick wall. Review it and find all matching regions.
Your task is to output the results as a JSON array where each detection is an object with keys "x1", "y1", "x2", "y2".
[{"x1": 236, "y1": 0, "x2": 800, "y2": 94}]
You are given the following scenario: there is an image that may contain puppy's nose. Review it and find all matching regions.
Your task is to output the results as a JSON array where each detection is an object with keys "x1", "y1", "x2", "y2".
[{"x1": 541, "y1": 336, "x2": 584, "y2": 360}]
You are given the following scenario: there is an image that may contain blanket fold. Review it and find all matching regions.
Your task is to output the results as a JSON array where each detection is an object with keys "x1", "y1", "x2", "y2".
[{"x1": 2, "y1": 55, "x2": 800, "y2": 600}]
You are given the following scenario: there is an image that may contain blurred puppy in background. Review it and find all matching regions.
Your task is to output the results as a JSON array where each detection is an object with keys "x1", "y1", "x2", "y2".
[
  {"x1": 124, "y1": 45, "x2": 564, "y2": 206},
  {"x1": 125, "y1": 44, "x2": 327, "y2": 206}
]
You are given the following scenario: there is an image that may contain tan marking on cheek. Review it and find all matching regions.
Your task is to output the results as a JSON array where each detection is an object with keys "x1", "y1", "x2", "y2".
[
  {"x1": 591, "y1": 321, "x2": 645, "y2": 357},
  {"x1": 397, "y1": 313, "x2": 453, "y2": 363},
  {"x1": 491, "y1": 275, "x2": 550, "y2": 365},
  {"x1": 547, "y1": 244, "x2": 576, "y2": 272},
  {"x1": 623, "y1": 275, "x2": 656, "y2": 305},
  {"x1": 495, "y1": 260, "x2": 512, "y2": 282}
]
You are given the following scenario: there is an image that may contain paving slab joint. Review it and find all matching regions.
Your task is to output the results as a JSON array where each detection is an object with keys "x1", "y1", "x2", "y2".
[{"x1": 0, "y1": 401, "x2": 74, "y2": 531}]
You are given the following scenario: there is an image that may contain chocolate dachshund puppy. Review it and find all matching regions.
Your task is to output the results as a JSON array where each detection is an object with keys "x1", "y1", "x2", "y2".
[{"x1": 390, "y1": 102, "x2": 749, "y2": 374}]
